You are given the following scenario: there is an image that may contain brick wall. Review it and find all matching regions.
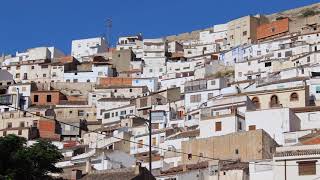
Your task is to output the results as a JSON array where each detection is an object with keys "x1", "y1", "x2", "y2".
[
  {"x1": 31, "y1": 91, "x2": 66, "y2": 106},
  {"x1": 257, "y1": 18, "x2": 289, "y2": 40},
  {"x1": 99, "y1": 77, "x2": 132, "y2": 86}
]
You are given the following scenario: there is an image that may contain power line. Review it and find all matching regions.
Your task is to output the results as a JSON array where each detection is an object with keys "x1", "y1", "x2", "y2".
[{"x1": 0, "y1": 104, "x2": 315, "y2": 167}]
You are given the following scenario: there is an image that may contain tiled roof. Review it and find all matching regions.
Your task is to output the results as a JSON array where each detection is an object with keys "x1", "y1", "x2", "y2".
[{"x1": 274, "y1": 149, "x2": 320, "y2": 157}]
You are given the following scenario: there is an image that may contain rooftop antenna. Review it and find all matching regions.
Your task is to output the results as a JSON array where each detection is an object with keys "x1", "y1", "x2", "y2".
[{"x1": 106, "y1": 18, "x2": 112, "y2": 48}]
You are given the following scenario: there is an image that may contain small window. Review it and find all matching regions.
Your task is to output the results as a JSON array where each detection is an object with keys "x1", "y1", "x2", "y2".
[
  {"x1": 290, "y1": 92, "x2": 299, "y2": 101},
  {"x1": 307, "y1": 56, "x2": 311, "y2": 62},
  {"x1": 87, "y1": 79, "x2": 90, "y2": 83},
  {"x1": 129, "y1": 89, "x2": 132, "y2": 92},
  {"x1": 7, "y1": 122, "x2": 12, "y2": 128},
  {"x1": 18, "y1": 130, "x2": 22, "y2": 135},
  {"x1": 43, "y1": 74, "x2": 46, "y2": 78},
  {"x1": 249, "y1": 125, "x2": 256, "y2": 131},
  {"x1": 31, "y1": 66, "x2": 34, "y2": 69},
  {"x1": 316, "y1": 86, "x2": 320, "y2": 94},
  {"x1": 265, "y1": 62, "x2": 272, "y2": 67},
  {"x1": 298, "y1": 161, "x2": 316, "y2": 176},
  {"x1": 46, "y1": 95, "x2": 52, "y2": 102},
  {"x1": 188, "y1": 154, "x2": 192, "y2": 160},
  {"x1": 104, "y1": 113, "x2": 110, "y2": 119},
  {"x1": 278, "y1": 53, "x2": 281, "y2": 57},
  {"x1": 34, "y1": 95, "x2": 39, "y2": 103},
  {"x1": 20, "y1": 122, "x2": 25, "y2": 127},
  {"x1": 235, "y1": 149, "x2": 239, "y2": 154},
  {"x1": 211, "y1": 80, "x2": 216, "y2": 85},
  {"x1": 215, "y1": 122, "x2": 222, "y2": 131},
  {"x1": 243, "y1": 31, "x2": 247, "y2": 36}
]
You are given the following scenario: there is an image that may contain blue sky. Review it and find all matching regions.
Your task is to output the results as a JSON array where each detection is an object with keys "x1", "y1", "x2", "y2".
[{"x1": 0, "y1": 0, "x2": 318, "y2": 55}]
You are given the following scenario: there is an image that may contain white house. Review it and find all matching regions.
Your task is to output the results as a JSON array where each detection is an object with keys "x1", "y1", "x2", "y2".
[
  {"x1": 273, "y1": 144, "x2": 320, "y2": 180},
  {"x1": 71, "y1": 37, "x2": 107, "y2": 62}
]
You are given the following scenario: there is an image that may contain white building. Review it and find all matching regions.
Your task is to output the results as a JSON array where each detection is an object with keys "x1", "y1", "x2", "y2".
[
  {"x1": 273, "y1": 144, "x2": 320, "y2": 180},
  {"x1": 116, "y1": 35, "x2": 143, "y2": 59},
  {"x1": 71, "y1": 37, "x2": 107, "y2": 62},
  {"x1": 142, "y1": 38, "x2": 168, "y2": 78},
  {"x1": 245, "y1": 108, "x2": 301, "y2": 145}
]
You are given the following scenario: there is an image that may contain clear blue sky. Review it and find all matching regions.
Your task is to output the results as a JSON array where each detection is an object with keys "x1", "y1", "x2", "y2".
[{"x1": 0, "y1": 0, "x2": 318, "y2": 55}]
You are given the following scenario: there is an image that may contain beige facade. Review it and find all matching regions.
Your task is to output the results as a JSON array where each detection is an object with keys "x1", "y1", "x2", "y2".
[
  {"x1": 0, "y1": 111, "x2": 40, "y2": 139},
  {"x1": 181, "y1": 129, "x2": 278, "y2": 164},
  {"x1": 246, "y1": 86, "x2": 309, "y2": 110},
  {"x1": 227, "y1": 15, "x2": 267, "y2": 48}
]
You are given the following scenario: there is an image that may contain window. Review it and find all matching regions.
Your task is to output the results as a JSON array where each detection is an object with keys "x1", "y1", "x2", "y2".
[
  {"x1": 69, "y1": 111, "x2": 73, "y2": 114},
  {"x1": 188, "y1": 154, "x2": 192, "y2": 160},
  {"x1": 152, "y1": 137, "x2": 157, "y2": 146},
  {"x1": 278, "y1": 53, "x2": 281, "y2": 57},
  {"x1": 115, "y1": 112, "x2": 118, "y2": 116},
  {"x1": 78, "y1": 110, "x2": 84, "y2": 116},
  {"x1": 149, "y1": 69, "x2": 153, "y2": 73},
  {"x1": 249, "y1": 125, "x2": 256, "y2": 131},
  {"x1": 46, "y1": 95, "x2": 52, "y2": 102},
  {"x1": 190, "y1": 94, "x2": 201, "y2": 103},
  {"x1": 43, "y1": 74, "x2": 47, "y2": 78},
  {"x1": 16, "y1": 66, "x2": 20, "y2": 70},
  {"x1": 316, "y1": 86, "x2": 320, "y2": 94},
  {"x1": 73, "y1": 79, "x2": 78, "y2": 83},
  {"x1": 129, "y1": 89, "x2": 132, "y2": 92},
  {"x1": 307, "y1": 56, "x2": 311, "y2": 62},
  {"x1": 7, "y1": 122, "x2": 12, "y2": 128},
  {"x1": 208, "y1": 93, "x2": 214, "y2": 99},
  {"x1": 111, "y1": 112, "x2": 114, "y2": 117},
  {"x1": 298, "y1": 161, "x2": 316, "y2": 176},
  {"x1": 16, "y1": 73, "x2": 20, "y2": 78},
  {"x1": 290, "y1": 92, "x2": 299, "y2": 101},
  {"x1": 130, "y1": 109, "x2": 134, "y2": 114},
  {"x1": 211, "y1": 80, "x2": 216, "y2": 85},
  {"x1": 31, "y1": 66, "x2": 34, "y2": 69},
  {"x1": 248, "y1": 61, "x2": 251, "y2": 66},
  {"x1": 238, "y1": 121, "x2": 242, "y2": 130},
  {"x1": 215, "y1": 122, "x2": 222, "y2": 131},
  {"x1": 20, "y1": 122, "x2": 25, "y2": 127},
  {"x1": 34, "y1": 95, "x2": 39, "y2": 103},
  {"x1": 247, "y1": 76, "x2": 252, "y2": 80},
  {"x1": 285, "y1": 51, "x2": 292, "y2": 57},
  {"x1": 138, "y1": 140, "x2": 143, "y2": 148},
  {"x1": 270, "y1": 95, "x2": 279, "y2": 108},
  {"x1": 243, "y1": 31, "x2": 247, "y2": 36},
  {"x1": 238, "y1": 72, "x2": 242, "y2": 77},
  {"x1": 18, "y1": 130, "x2": 22, "y2": 135},
  {"x1": 265, "y1": 62, "x2": 272, "y2": 67},
  {"x1": 159, "y1": 68, "x2": 163, "y2": 72},
  {"x1": 104, "y1": 113, "x2": 110, "y2": 119},
  {"x1": 235, "y1": 149, "x2": 239, "y2": 154},
  {"x1": 257, "y1": 51, "x2": 261, "y2": 56},
  {"x1": 120, "y1": 110, "x2": 126, "y2": 115},
  {"x1": 252, "y1": 97, "x2": 260, "y2": 109},
  {"x1": 66, "y1": 79, "x2": 70, "y2": 83}
]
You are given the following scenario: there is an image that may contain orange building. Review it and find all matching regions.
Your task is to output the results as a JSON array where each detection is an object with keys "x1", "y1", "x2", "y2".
[
  {"x1": 31, "y1": 90, "x2": 67, "y2": 106},
  {"x1": 257, "y1": 18, "x2": 289, "y2": 40},
  {"x1": 99, "y1": 77, "x2": 132, "y2": 86}
]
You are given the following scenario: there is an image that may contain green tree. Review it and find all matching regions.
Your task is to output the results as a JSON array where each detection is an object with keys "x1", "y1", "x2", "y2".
[{"x1": 0, "y1": 135, "x2": 63, "y2": 180}]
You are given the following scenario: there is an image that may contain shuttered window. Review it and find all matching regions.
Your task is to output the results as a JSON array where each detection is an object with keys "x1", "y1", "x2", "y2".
[
  {"x1": 298, "y1": 161, "x2": 316, "y2": 176},
  {"x1": 249, "y1": 125, "x2": 256, "y2": 131},
  {"x1": 215, "y1": 122, "x2": 222, "y2": 131}
]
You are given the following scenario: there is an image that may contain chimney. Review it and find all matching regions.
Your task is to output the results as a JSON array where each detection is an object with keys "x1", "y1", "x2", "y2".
[{"x1": 71, "y1": 169, "x2": 82, "y2": 180}]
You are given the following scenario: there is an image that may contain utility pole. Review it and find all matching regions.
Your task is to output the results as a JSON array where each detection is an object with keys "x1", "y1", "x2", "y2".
[
  {"x1": 106, "y1": 18, "x2": 112, "y2": 48},
  {"x1": 148, "y1": 109, "x2": 152, "y2": 179}
]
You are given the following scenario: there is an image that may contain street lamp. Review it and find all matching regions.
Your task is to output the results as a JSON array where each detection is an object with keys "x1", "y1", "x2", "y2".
[{"x1": 126, "y1": 111, "x2": 152, "y2": 177}]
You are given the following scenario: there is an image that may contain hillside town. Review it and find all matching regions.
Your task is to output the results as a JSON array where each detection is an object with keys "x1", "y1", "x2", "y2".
[{"x1": 2, "y1": 2, "x2": 320, "y2": 180}]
